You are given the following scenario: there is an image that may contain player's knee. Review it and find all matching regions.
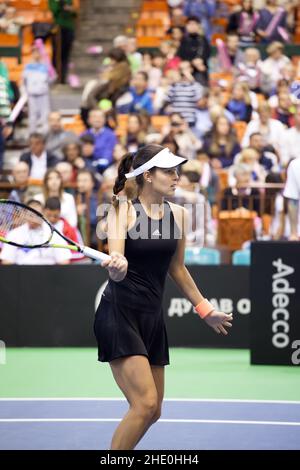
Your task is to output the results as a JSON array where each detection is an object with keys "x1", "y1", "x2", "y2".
[
  {"x1": 151, "y1": 405, "x2": 162, "y2": 424},
  {"x1": 136, "y1": 396, "x2": 158, "y2": 421}
]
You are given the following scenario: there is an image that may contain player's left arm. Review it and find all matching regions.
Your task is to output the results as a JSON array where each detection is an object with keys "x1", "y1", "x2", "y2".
[
  {"x1": 168, "y1": 204, "x2": 233, "y2": 334},
  {"x1": 168, "y1": 204, "x2": 205, "y2": 307}
]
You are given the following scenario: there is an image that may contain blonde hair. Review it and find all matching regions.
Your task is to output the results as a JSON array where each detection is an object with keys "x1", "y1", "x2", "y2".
[
  {"x1": 233, "y1": 81, "x2": 251, "y2": 105},
  {"x1": 239, "y1": 147, "x2": 259, "y2": 163}
]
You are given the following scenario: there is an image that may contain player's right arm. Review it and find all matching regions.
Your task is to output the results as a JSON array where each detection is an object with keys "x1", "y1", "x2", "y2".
[{"x1": 101, "y1": 200, "x2": 129, "y2": 282}]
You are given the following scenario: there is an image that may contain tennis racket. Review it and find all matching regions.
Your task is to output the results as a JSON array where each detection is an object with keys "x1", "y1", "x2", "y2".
[{"x1": 0, "y1": 199, "x2": 111, "y2": 263}]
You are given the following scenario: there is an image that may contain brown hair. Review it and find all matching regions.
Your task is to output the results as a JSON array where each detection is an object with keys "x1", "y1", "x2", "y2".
[
  {"x1": 43, "y1": 169, "x2": 63, "y2": 201},
  {"x1": 112, "y1": 144, "x2": 164, "y2": 207}
]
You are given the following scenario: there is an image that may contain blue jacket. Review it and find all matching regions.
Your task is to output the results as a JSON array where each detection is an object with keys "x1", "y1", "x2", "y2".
[
  {"x1": 81, "y1": 127, "x2": 117, "y2": 168},
  {"x1": 129, "y1": 88, "x2": 153, "y2": 114}
]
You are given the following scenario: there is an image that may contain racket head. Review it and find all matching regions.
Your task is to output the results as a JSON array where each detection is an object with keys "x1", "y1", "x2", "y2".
[{"x1": 0, "y1": 199, "x2": 53, "y2": 248}]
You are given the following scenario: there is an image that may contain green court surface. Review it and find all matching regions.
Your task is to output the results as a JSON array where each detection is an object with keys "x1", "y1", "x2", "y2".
[{"x1": 1, "y1": 348, "x2": 299, "y2": 401}]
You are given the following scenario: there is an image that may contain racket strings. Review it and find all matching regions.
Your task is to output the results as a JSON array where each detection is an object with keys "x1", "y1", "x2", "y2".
[
  {"x1": 0, "y1": 204, "x2": 37, "y2": 234},
  {"x1": 0, "y1": 202, "x2": 51, "y2": 246}
]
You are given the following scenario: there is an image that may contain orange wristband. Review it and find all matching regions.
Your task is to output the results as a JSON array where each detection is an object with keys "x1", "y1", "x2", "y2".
[{"x1": 194, "y1": 298, "x2": 214, "y2": 319}]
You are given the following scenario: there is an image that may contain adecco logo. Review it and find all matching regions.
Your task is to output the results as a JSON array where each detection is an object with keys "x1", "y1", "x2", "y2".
[
  {"x1": 291, "y1": 340, "x2": 300, "y2": 365},
  {"x1": 290, "y1": 81, "x2": 300, "y2": 102}
]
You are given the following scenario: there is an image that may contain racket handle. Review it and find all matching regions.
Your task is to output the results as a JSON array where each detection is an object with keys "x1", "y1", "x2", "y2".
[{"x1": 80, "y1": 246, "x2": 111, "y2": 262}]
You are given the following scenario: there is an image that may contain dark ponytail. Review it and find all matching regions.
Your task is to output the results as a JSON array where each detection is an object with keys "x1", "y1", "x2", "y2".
[
  {"x1": 113, "y1": 152, "x2": 135, "y2": 196},
  {"x1": 112, "y1": 144, "x2": 164, "y2": 207}
]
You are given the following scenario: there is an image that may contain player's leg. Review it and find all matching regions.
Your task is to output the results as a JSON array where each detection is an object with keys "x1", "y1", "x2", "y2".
[
  {"x1": 109, "y1": 355, "x2": 159, "y2": 450},
  {"x1": 134, "y1": 365, "x2": 165, "y2": 447}
]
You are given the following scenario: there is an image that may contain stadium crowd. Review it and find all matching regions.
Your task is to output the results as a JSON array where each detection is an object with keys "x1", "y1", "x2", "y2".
[{"x1": 1, "y1": 0, "x2": 300, "y2": 264}]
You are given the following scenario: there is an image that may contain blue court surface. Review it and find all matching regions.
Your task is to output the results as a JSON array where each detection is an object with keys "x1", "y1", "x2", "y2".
[{"x1": 0, "y1": 398, "x2": 300, "y2": 450}]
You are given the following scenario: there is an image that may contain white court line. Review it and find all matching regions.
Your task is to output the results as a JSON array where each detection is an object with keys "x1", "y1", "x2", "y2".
[
  {"x1": 0, "y1": 418, "x2": 300, "y2": 426},
  {"x1": 0, "y1": 398, "x2": 300, "y2": 404}
]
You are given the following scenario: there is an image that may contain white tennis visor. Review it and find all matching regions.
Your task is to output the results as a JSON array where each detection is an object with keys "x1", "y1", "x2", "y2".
[{"x1": 125, "y1": 148, "x2": 188, "y2": 179}]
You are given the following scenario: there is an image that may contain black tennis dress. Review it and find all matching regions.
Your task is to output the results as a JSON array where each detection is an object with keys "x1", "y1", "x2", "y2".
[{"x1": 94, "y1": 197, "x2": 180, "y2": 366}]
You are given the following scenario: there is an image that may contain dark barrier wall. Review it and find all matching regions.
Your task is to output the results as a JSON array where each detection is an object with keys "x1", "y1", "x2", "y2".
[
  {"x1": 251, "y1": 242, "x2": 300, "y2": 366},
  {"x1": 0, "y1": 266, "x2": 250, "y2": 348}
]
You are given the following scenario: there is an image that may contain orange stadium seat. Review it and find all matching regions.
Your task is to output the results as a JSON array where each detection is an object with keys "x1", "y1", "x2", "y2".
[
  {"x1": 0, "y1": 33, "x2": 19, "y2": 46},
  {"x1": 142, "y1": 2, "x2": 168, "y2": 13},
  {"x1": 151, "y1": 115, "x2": 169, "y2": 133},
  {"x1": 136, "y1": 36, "x2": 162, "y2": 47},
  {"x1": 137, "y1": 18, "x2": 165, "y2": 38}
]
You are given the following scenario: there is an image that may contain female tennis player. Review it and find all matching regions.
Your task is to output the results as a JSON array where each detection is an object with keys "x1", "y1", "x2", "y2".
[{"x1": 94, "y1": 144, "x2": 233, "y2": 450}]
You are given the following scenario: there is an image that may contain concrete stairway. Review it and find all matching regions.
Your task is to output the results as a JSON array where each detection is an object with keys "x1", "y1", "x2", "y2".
[{"x1": 70, "y1": 0, "x2": 141, "y2": 86}]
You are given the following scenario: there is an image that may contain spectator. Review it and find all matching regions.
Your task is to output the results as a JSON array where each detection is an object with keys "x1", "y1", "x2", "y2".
[
  {"x1": 128, "y1": 71, "x2": 154, "y2": 114},
  {"x1": 221, "y1": 164, "x2": 260, "y2": 213},
  {"x1": 226, "y1": 82, "x2": 253, "y2": 123},
  {"x1": 260, "y1": 42, "x2": 290, "y2": 95},
  {"x1": 242, "y1": 103, "x2": 286, "y2": 163},
  {"x1": 268, "y1": 78, "x2": 291, "y2": 108},
  {"x1": 62, "y1": 141, "x2": 85, "y2": 178},
  {"x1": 160, "y1": 135, "x2": 180, "y2": 156},
  {"x1": 0, "y1": 6, "x2": 25, "y2": 35},
  {"x1": 44, "y1": 196, "x2": 84, "y2": 262},
  {"x1": 23, "y1": 45, "x2": 51, "y2": 134},
  {"x1": 183, "y1": 1, "x2": 216, "y2": 40},
  {"x1": 0, "y1": 2, "x2": 7, "y2": 19},
  {"x1": 249, "y1": 132, "x2": 279, "y2": 171},
  {"x1": 195, "y1": 149, "x2": 219, "y2": 205},
  {"x1": 231, "y1": 147, "x2": 266, "y2": 184},
  {"x1": 164, "y1": 112, "x2": 202, "y2": 159},
  {"x1": 193, "y1": 89, "x2": 213, "y2": 139},
  {"x1": 226, "y1": 0, "x2": 258, "y2": 45},
  {"x1": 0, "y1": 122, "x2": 12, "y2": 170},
  {"x1": 202, "y1": 115, "x2": 241, "y2": 168},
  {"x1": 161, "y1": 40, "x2": 181, "y2": 73},
  {"x1": 264, "y1": 172, "x2": 286, "y2": 240},
  {"x1": 271, "y1": 91, "x2": 295, "y2": 128},
  {"x1": 46, "y1": 111, "x2": 78, "y2": 160},
  {"x1": 34, "y1": 168, "x2": 78, "y2": 227},
  {"x1": 168, "y1": 26, "x2": 184, "y2": 50},
  {"x1": 143, "y1": 50, "x2": 165, "y2": 92},
  {"x1": 126, "y1": 37, "x2": 143, "y2": 73},
  {"x1": 121, "y1": 114, "x2": 145, "y2": 153},
  {"x1": 20, "y1": 133, "x2": 58, "y2": 180},
  {"x1": 102, "y1": 143, "x2": 127, "y2": 199},
  {"x1": 212, "y1": 32, "x2": 244, "y2": 73},
  {"x1": 165, "y1": 61, "x2": 203, "y2": 127},
  {"x1": 56, "y1": 161, "x2": 75, "y2": 190},
  {"x1": 85, "y1": 48, "x2": 131, "y2": 116},
  {"x1": 49, "y1": 0, "x2": 78, "y2": 84},
  {"x1": 0, "y1": 59, "x2": 13, "y2": 121},
  {"x1": 174, "y1": 168, "x2": 215, "y2": 246},
  {"x1": 177, "y1": 16, "x2": 210, "y2": 86},
  {"x1": 79, "y1": 134, "x2": 97, "y2": 171},
  {"x1": 282, "y1": 106, "x2": 300, "y2": 165},
  {"x1": 76, "y1": 169, "x2": 99, "y2": 247},
  {"x1": 81, "y1": 109, "x2": 117, "y2": 169},
  {"x1": 283, "y1": 158, "x2": 300, "y2": 240},
  {"x1": 8, "y1": 161, "x2": 34, "y2": 203},
  {"x1": 256, "y1": 0, "x2": 288, "y2": 44},
  {"x1": 236, "y1": 48, "x2": 262, "y2": 93},
  {"x1": 0, "y1": 199, "x2": 71, "y2": 265}
]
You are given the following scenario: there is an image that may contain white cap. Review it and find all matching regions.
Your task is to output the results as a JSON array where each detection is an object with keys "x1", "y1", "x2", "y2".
[{"x1": 125, "y1": 148, "x2": 187, "y2": 179}]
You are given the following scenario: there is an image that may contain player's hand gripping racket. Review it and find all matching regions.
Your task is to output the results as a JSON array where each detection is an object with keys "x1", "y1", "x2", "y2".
[{"x1": 0, "y1": 199, "x2": 111, "y2": 263}]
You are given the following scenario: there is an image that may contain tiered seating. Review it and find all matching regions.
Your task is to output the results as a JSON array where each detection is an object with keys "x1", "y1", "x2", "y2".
[
  {"x1": 137, "y1": 1, "x2": 169, "y2": 48},
  {"x1": 63, "y1": 115, "x2": 85, "y2": 135},
  {"x1": 0, "y1": 0, "x2": 55, "y2": 83}
]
